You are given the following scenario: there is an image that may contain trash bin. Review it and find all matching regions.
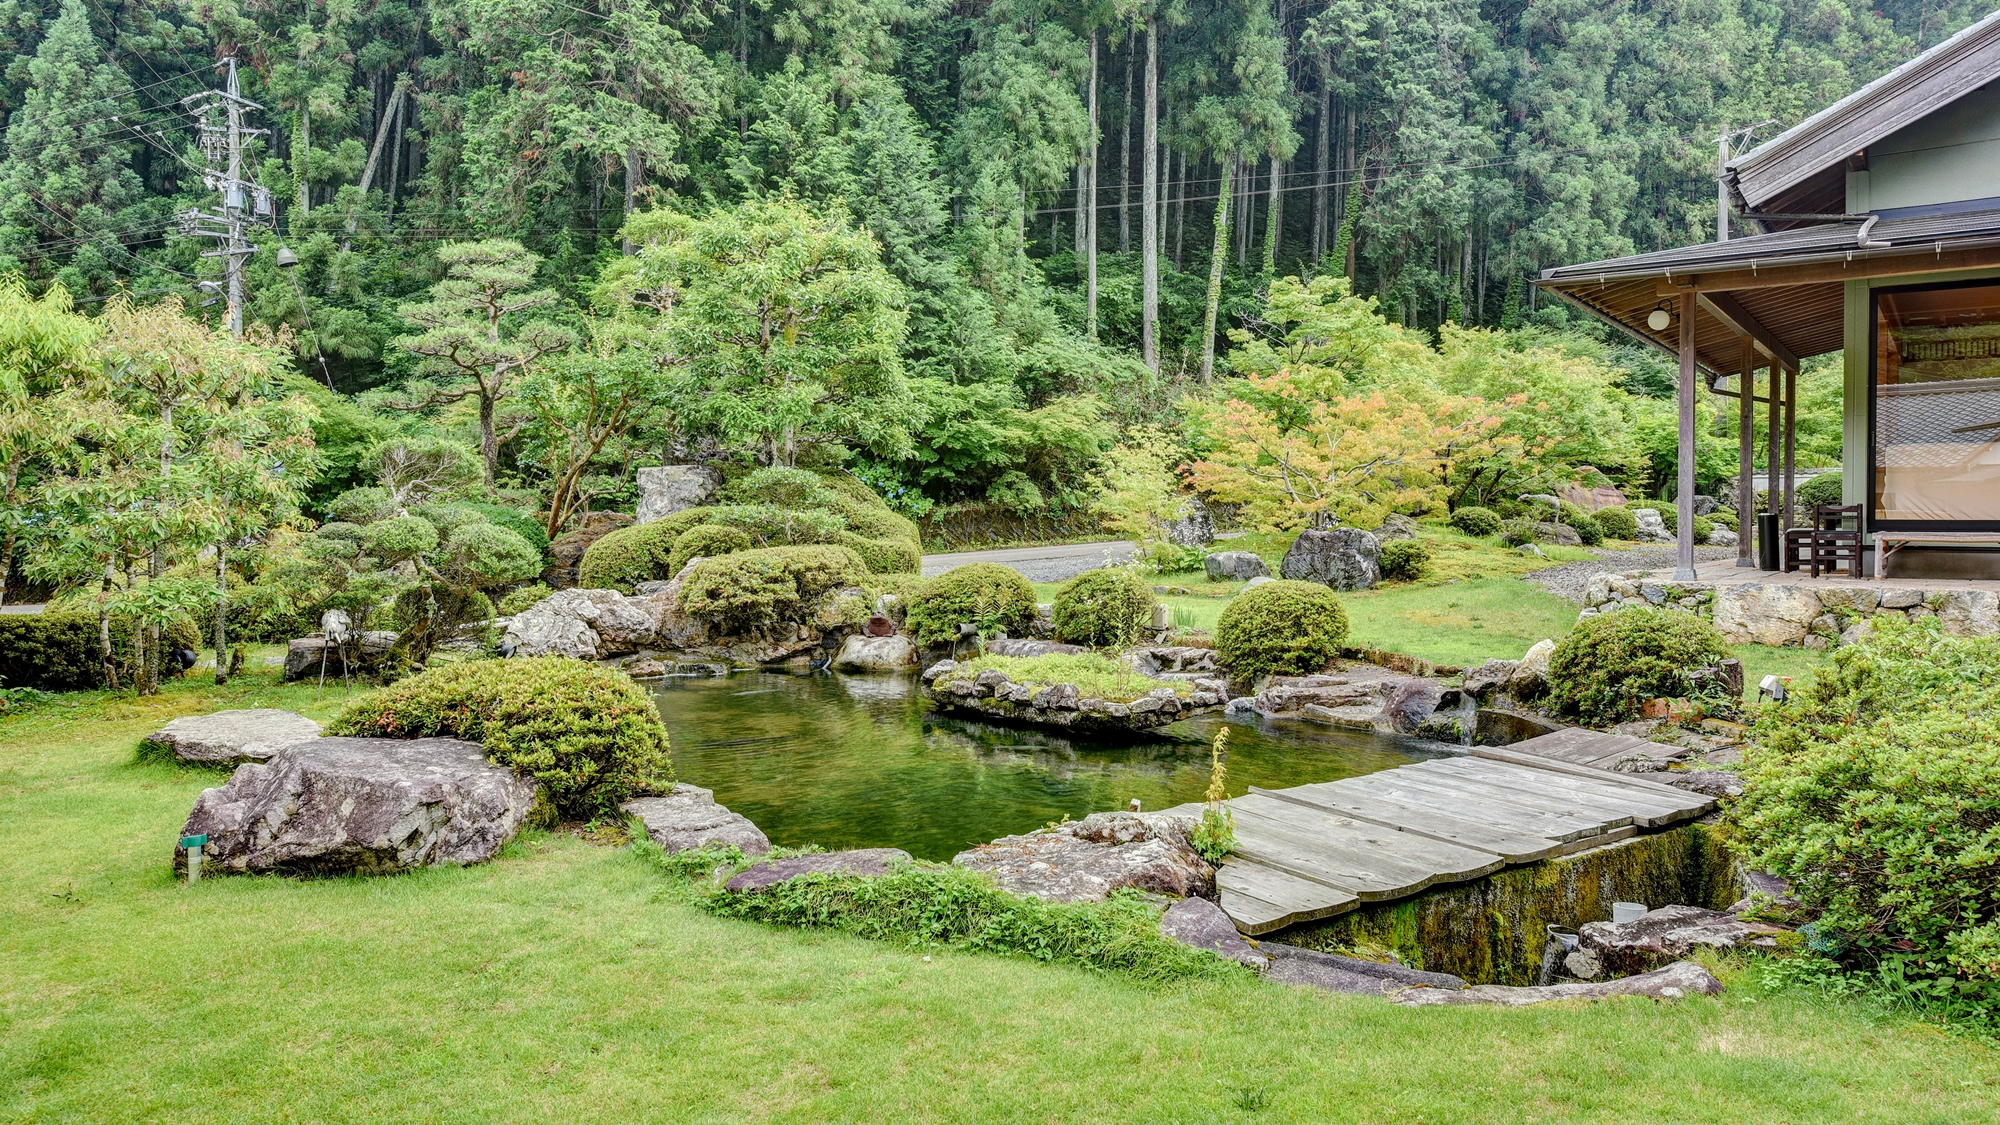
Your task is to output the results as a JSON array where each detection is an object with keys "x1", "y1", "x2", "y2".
[{"x1": 1757, "y1": 512, "x2": 1780, "y2": 570}]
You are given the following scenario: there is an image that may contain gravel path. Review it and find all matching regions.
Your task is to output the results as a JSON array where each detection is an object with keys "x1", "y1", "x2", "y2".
[
  {"x1": 920, "y1": 540, "x2": 1138, "y2": 582},
  {"x1": 1525, "y1": 546, "x2": 1738, "y2": 604}
]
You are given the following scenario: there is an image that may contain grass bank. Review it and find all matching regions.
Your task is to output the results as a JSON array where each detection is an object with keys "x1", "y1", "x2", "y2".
[{"x1": 2, "y1": 672, "x2": 1992, "y2": 1123}]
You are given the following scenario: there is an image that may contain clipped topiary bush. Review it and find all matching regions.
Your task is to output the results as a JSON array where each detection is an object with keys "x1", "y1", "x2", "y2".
[
  {"x1": 1692, "y1": 515, "x2": 1716, "y2": 544},
  {"x1": 1593, "y1": 505, "x2": 1639, "y2": 540},
  {"x1": 1378, "y1": 538, "x2": 1430, "y2": 581},
  {"x1": 328, "y1": 485, "x2": 397, "y2": 526},
  {"x1": 1052, "y1": 568, "x2": 1155, "y2": 647},
  {"x1": 1213, "y1": 579, "x2": 1348, "y2": 680},
  {"x1": 578, "y1": 519, "x2": 683, "y2": 592},
  {"x1": 670, "y1": 524, "x2": 755, "y2": 576},
  {"x1": 460, "y1": 501, "x2": 551, "y2": 559},
  {"x1": 329, "y1": 656, "x2": 672, "y2": 818},
  {"x1": 903, "y1": 563, "x2": 1038, "y2": 647},
  {"x1": 1448, "y1": 506, "x2": 1502, "y2": 537},
  {"x1": 828, "y1": 493, "x2": 920, "y2": 543},
  {"x1": 706, "y1": 503, "x2": 846, "y2": 547},
  {"x1": 362, "y1": 513, "x2": 439, "y2": 563},
  {"x1": 1734, "y1": 622, "x2": 2000, "y2": 979},
  {"x1": 838, "y1": 530, "x2": 921, "y2": 575},
  {"x1": 1569, "y1": 512, "x2": 1604, "y2": 546},
  {"x1": 1796, "y1": 472, "x2": 1843, "y2": 509},
  {"x1": 1710, "y1": 509, "x2": 1738, "y2": 532},
  {"x1": 678, "y1": 545, "x2": 867, "y2": 633},
  {"x1": 725, "y1": 466, "x2": 839, "y2": 510},
  {"x1": 1545, "y1": 607, "x2": 1732, "y2": 723},
  {"x1": 0, "y1": 610, "x2": 103, "y2": 690},
  {"x1": 1499, "y1": 518, "x2": 1542, "y2": 547}
]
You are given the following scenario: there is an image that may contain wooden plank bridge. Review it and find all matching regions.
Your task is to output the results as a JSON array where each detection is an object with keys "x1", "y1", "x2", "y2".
[{"x1": 1166, "y1": 730, "x2": 1718, "y2": 935}]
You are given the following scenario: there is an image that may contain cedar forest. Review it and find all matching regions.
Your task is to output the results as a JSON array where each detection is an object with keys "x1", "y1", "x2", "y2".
[{"x1": 0, "y1": 0, "x2": 1970, "y2": 663}]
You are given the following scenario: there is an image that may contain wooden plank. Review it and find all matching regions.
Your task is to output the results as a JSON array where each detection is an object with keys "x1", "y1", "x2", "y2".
[
  {"x1": 1227, "y1": 801, "x2": 1506, "y2": 901},
  {"x1": 1215, "y1": 860, "x2": 1359, "y2": 935},
  {"x1": 1467, "y1": 743, "x2": 1721, "y2": 811},
  {"x1": 1425, "y1": 757, "x2": 1706, "y2": 820},
  {"x1": 1427, "y1": 758, "x2": 1713, "y2": 827},
  {"x1": 1365, "y1": 763, "x2": 1644, "y2": 829},
  {"x1": 1507, "y1": 728, "x2": 1655, "y2": 767},
  {"x1": 1331, "y1": 770, "x2": 1627, "y2": 842},
  {"x1": 1252, "y1": 784, "x2": 1565, "y2": 863}
]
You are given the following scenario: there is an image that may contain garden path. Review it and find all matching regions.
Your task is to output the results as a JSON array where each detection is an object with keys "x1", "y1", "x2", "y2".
[{"x1": 921, "y1": 540, "x2": 1138, "y2": 581}]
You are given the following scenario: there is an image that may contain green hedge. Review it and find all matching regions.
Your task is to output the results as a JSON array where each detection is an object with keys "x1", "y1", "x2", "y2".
[
  {"x1": 329, "y1": 655, "x2": 672, "y2": 818},
  {"x1": 0, "y1": 611, "x2": 103, "y2": 690},
  {"x1": 1052, "y1": 569, "x2": 1154, "y2": 647},
  {"x1": 837, "y1": 531, "x2": 921, "y2": 575},
  {"x1": 1213, "y1": 579, "x2": 1348, "y2": 680},
  {"x1": 679, "y1": 545, "x2": 867, "y2": 633},
  {"x1": 579, "y1": 519, "x2": 686, "y2": 592},
  {"x1": 460, "y1": 502, "x2": 551, "y2": 559},
  {"x1": 670, "y1": 524, "x2": 755, "y2": 576},
  {"x1": 1734, "y1": 622, "x2": 2000, "y2": 980},
  {"x1": 1544, "y1": 607, "x2": 1732, "y2": 722},
  {"x1": 903, "y1": 563, "x2": 1038, "y2": 647},
  {"x1": 1448, "y1": 506, "x2": 1501, "y2": 536},
  {"x1": 1593, "y1": 505, "x2": 1639, "y2": 540}
]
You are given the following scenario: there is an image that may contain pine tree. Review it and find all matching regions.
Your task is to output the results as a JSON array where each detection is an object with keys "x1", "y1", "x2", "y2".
[{"x1": 0, "y1": 0, "x2": 144, "y2": 295}]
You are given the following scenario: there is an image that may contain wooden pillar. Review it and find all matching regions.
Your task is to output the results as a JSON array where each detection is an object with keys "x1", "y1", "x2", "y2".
[
  {"x1": 1767, "y1": 348, "x2": 1781, "y2": 525},
  {"x1": 1676, "y1": 292, "x2": 1698, "y2": 580},
  {"x1": 1737, "y1": 339, "x2": 1757, "y2": 567},
  {"x1": 1782, "y1": 361, "x2": 1797, "y2": 532}
]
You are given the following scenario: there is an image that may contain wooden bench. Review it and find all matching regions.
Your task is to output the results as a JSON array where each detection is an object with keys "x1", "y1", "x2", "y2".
[{"x1": 1874, "y1": 531, "x2": 2000, "y2": 578}]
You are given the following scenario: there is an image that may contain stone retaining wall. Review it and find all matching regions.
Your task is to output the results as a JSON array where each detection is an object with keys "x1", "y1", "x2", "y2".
[
  {"x1": 1576, "y1": 571, "x2": 2000, "y2": 649},
  {"x1": 920, "y1": 659, "x2": 1227, "y2": 735}
]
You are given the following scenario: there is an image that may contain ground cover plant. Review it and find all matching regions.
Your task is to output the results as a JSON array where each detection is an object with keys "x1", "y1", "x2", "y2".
[
  {"x1": 941, "y1": 652, "x2": 1191, "y2": 702},
  {"x1": 1734, "y1": 622, "x2": 2000, "y2": 983},
  {"x1": 328, "y1": 656, "x2": 673, "y2": 818},
  {"x1": 4, "y1": 670, "x2": 1998, "y2": 1123}
]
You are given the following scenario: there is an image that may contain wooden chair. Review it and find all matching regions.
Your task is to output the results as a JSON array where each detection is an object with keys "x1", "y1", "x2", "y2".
[
  {"x1": 1781, "y1": 525, "x2": 1816, "y2": 573},
  {"x1": 1808, "y1": 504, "x2": 1863, "y2": 578}
]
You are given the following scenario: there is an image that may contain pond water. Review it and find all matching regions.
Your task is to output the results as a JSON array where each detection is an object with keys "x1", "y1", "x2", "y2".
[{"x1": 649, "y1": 671, "x2": 1455, "y2": 861}]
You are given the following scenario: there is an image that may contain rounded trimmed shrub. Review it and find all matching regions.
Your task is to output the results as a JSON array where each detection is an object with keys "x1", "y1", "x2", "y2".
[
  {"x1": 315, "y1": 520, "x2": 366, "y2": 544},
  {"x1": 706, "y1": 503, "x2": 846, "y2": 547},
  {"x1": 1544, "y1": 607, "x2": 1732, "y2": 723},
  {"x1": 328, "y1": 485, "x2": 396, "y2": 526},
  {"x1": 1449, "y1": 506, "x2": 1502, "y2": 537},
  {"x1": 1499, "y1": 518, "x2": 1541, "y2": 547},
  {"x1": 679, "y1": 545, "x2": 868, "y2": 633},
  {"x1": 838, "y1": 530, "x2": 921, "y2": 575},
  {"x1": 669, "y1": 524, "x2": 754, "y2": 576},
  {"x1": 828, "y1": 493, "x2": 920, "y2": 543},
  {"x1": 1710, "y1": 510, "x2": 1739, "y2": 532},
  {"x1": 903, "y1": 563, "x2": 1038, "y2": 647},
  {"x1": 1569, "y1": 512, "x2": 1604, "y2": 546},
  {"x1": 328, "y1": 656, "x2": 672, "y2": 818},
  {"x1": 1213, "y1": 579, "x2": 1348, "y2": 680},
  {"x1": 1593, "y1": 505, "x2": 1639, "y2": 540},
  {"x1": 1378, "y1": 538, "x2": 1430, "y2": 581},
  {"x1": 726, "y1": 466, "x2": 839, "y2": 510},
  {"x1": 1052, "y1": 568, "x2": 1155, "y2": 647},
  {"x1": 1692, "y1": 515, "x2": 1716, "y2": 544},
  {"x1": 498, "y1": 582, "x2": 552, "y2": 616},
  {"x1": 438, "y1": 522, "x2": 542, "y2": 587},
  {"x1": 1796, "y1": 472, "x2": 1843, "y2": 508},
  {"x1": 460, "y1": 501, "x2": 551, "y2": 558},
  {"x1": 362, "y1": 514, "x2": 439, "y2": 563},
  {"x1": 579, "y1": 519, "x2": 684, "y2": 592}
]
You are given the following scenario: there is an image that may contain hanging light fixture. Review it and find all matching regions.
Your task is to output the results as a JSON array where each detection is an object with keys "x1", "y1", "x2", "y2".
[{"x1": 1646, "y1": 302, "x2": 1673, "y2": 332}]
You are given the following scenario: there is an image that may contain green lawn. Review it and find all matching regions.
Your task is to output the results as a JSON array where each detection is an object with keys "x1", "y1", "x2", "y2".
[{"x1": 2, "y1": 671, "x2": 1992, "y2": 1123}]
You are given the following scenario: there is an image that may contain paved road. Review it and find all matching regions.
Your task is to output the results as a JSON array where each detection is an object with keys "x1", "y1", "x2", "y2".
[{"x1": 921, "y1": 540, "x2": 1138, "y2": 583}]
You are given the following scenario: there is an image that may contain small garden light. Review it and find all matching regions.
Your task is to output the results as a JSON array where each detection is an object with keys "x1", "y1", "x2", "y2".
[{"x1": 181, "y1": 834, "x2": 207, "y2": 884}]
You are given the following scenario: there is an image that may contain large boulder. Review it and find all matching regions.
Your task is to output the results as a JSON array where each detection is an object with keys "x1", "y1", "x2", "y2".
[
  {"x1": 1712, "y1": 584, "x2": 1822, "y2": 646},
  {"x1": 1507, "y1": 639, "x2": 1556, "y2": 698},
  {"x1": 635, "y1": 465, "x2": 723, "y2": 525},
  {"x1": 142, "y1": 709, "x2": 322, "y2": 766},
  {"x1": 1279, "y1": 528, "x2": 1380, "y2": 591},
  {"x1": 1937, "y1": 589, "x2": 2000, "y2": 637},
  {"x1": 1161, "y1": 495, "x2": 1215, "y2": 548},
  {"x1": 832, "y1": 633, "x2": 917, "y2": 671},
  {"x1": 1631, "y1": 508, "x2": 1673, "y2": 543},
  {"x1": 1459, "y1": 659, "x2": 1518, "y2": 703},
  {"x1": 723, "y1": 848, "x2": 911, "y2": 893},
  {"x1": 954, "y1": 812, "x2": 1214, "y2": 902},
  {"x1": 1382, "y1": 677, "x2": 1444, "y2": 735},
  {"x1": 623, "y1": 785, "x2": 770, "y2": 856},
  {"x1": 176, "y1": 737, "x2": 538, "y2": 876},
  {"x1": 544, "y1": 511, "x2": 635, "y2": 589},
  {"x1": 986, "y1": 638, "x2": 1087, "y2": 657},
  {"x1": 504, "y1": 587, "x2": 659, "y2": 659},
  {"x1": 282, "y1": 631, "x2": 396, "y2": 681},
  {"x1": 1204, "y1": 550, "x2": 1270, "y2": 582},
  {"x1": 1393, "y1": 960, "x2": 1724, "y2": 1006},
  {"x1": 1578, "y1": 905, "x2": 1787, "y2": 975}
]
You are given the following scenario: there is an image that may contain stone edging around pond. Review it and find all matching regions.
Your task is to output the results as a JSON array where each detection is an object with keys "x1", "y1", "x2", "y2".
[{"x1": 920, "y1": 659, "x2": 1227, "y2": 734}]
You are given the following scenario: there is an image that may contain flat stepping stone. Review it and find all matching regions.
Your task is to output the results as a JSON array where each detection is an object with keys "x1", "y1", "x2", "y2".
[
  {"x1": 623, "y1": 785, "x2": 770, "y2": 856},
  {"x1": 1159, "y1": 896, "x2": 1268, "y2": 969},
  {"x1": 1262, "y1": 942, "x2": 1468, "y2": 995},
  {"x1": 178, "y1": 737, "x2": 538, "y2": 876},
  {"x1": 1392, "y1": 960, "x2": 1724, "y2": 1006},
  {"x1": 142, "y1": 709, "x2": 322, "y2": 766},
  {"x1": 723, "y1": 848, "x2": 911, "y2": 893}
]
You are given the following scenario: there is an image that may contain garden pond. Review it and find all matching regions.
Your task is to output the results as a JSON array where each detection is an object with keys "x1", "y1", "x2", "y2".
[{"x1": 650, "y1": 670, "x2": 1456, "y2": 861}]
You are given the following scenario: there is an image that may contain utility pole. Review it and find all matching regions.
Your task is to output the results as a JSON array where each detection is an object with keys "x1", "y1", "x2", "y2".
[
  {"x1": 179, "y1": 58, "x2": 272, "y2": 337},
  {"x1": 1717, "y1": 125, "x2": 1731, "y2": 242}
]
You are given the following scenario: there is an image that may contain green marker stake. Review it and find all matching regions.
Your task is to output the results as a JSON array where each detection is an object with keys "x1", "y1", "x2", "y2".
[{"x1": 181, "y1": 834, "x2": 207, "y2": 884}]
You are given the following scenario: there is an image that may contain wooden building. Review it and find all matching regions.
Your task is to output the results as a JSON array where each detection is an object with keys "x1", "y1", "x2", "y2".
[{"x1": 1539, "y1": 12, "x2": 2000, "y2": 580}]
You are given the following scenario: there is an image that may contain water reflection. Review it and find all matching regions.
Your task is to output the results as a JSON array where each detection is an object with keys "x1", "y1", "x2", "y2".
[{"x1": 651, "y1": 670, "x2": 1455, "y2": 861}]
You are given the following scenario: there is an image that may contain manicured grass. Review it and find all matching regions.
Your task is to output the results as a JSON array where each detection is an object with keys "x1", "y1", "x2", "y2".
[
  {"x1": 1340, "y1": 577, "x2": 1581, "y2": 667},
  {"x1": 4, "y1": 674, "x2": 1997, "y2": 1123}
]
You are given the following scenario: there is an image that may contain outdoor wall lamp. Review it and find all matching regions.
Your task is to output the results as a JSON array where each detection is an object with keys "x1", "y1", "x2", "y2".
[{"x1": 1646, "y1": 303, "x2": 1673, "y2": 332}]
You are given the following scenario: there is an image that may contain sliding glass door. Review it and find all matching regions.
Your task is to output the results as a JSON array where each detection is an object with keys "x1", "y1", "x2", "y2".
[{"x1": 1871, "y1": 280, "x2": 2000, "y2": 528}]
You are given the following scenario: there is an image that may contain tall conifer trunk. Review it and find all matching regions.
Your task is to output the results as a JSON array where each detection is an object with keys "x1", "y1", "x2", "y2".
[
  {"x1": 1086, "y1": 30, "x2": 1099, "y2": 339},
  {"x1": 1200, "y1": 153, "x2": 1235, "y2": 382},
  {"x1": 1141, "y1": 17, "x2": 1159, "y2": 371},
  {"x1": 1119, "y1": 46, "x2": 1133, "y2": 253},
  {"x1": 1312, "y1": 53, "x2": 1330, "y2": 264}
]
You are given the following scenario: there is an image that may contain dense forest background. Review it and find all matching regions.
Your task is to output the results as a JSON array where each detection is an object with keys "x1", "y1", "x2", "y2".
[{"x1": 0, "y1": 0, "x2": 1982, "y2": 514}]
